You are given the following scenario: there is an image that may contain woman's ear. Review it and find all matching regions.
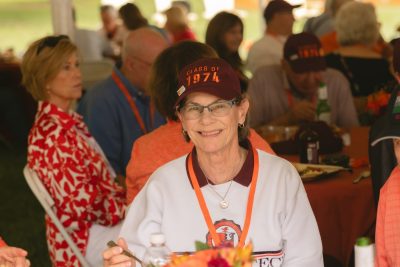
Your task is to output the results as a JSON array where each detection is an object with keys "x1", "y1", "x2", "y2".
[
  {"x1": 176, "y1": 110, "x2": 183, "y2": 122},
  {"x1": 238, "y1": 97, "x2": 250, "y2": 123}
]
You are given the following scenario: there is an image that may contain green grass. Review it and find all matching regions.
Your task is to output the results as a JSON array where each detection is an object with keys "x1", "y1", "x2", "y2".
[
  {"x1": 0, "y1": 148, "x2": 51, "y2": 266},
  {"x1": 376, "y1": 5, "x2": 400, "y2": 40}
]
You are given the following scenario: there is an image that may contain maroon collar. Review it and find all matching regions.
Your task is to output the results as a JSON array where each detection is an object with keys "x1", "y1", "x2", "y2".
[{"x1": 186, "y1": 139, "x2": 254, "y2": 188}]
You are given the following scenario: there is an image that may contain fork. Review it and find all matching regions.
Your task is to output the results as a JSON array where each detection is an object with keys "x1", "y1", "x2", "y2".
[{"x1": 352, "y1": 170, "x2": 371, "y2": 184}]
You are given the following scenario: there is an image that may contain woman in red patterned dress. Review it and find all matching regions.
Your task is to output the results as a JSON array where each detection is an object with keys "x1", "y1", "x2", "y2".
[{"x1": 21, "y1": 35, "x2": 126, "y2": 267}]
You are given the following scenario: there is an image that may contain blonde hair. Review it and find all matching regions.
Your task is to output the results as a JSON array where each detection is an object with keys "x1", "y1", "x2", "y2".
[
  {"x1": 21, "y1": 35, "x2": 77, "y2": 101},
  {"x1": 164, "y1": 6, "x2": 188, "y2": 32}
]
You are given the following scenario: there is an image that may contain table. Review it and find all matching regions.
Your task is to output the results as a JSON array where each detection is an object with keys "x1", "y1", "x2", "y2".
[{"x1": 279, "y1": 127, "x2": 376, "y2": 266}]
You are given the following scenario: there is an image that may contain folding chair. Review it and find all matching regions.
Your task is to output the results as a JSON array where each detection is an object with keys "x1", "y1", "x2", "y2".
[{"x1": 23, "y1": 165, "x2": 91, "y2": 267}]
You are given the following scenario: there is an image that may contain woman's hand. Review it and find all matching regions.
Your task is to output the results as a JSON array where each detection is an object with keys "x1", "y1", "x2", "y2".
[
  {"x1": 0, "y1": 246, "x2": 30, "y2": 267},
  {"x1": 103, "y1": 238, "x2": 136, "y2": 267}
]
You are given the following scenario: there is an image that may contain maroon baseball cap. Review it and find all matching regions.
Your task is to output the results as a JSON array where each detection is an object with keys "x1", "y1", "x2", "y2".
[
  {"x1": 284, "y1": 32, "x2": 327, "y2": 73},
  {"x1": 393, "y1": 38, "x2": 400, "y2": 73},
  {"x1": 263, "y1": 0, "x2": 301, "y2": 22},
  {"x1": 175, "y1": 58, "x2": 241, "y2": 107}
]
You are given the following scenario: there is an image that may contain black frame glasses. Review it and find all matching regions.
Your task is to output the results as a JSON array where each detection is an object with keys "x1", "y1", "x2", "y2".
[
  {"x1": 36, "y1": 35, "x2": 69, "y2": 55},
  {"x1": 178, "y1": 97, "x2": 241, "y2": 120}
]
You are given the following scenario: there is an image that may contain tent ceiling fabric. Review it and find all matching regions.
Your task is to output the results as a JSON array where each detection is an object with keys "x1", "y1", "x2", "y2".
[{"x1": 50, "y1": 0, "x2": 75, "y2": 41}]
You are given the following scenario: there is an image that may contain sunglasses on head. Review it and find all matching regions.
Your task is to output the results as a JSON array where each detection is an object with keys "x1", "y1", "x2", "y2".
[{"x1": 36, "y1": 35, "x2": 69, "y2": 55}]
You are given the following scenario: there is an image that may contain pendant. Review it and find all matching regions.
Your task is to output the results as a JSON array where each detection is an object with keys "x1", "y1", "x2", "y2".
[{"x1": 220, "y1": 200, "x2": 229, "y2": 209}]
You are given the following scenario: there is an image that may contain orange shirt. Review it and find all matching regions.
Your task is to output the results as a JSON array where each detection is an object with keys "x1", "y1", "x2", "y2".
[
  {"x1": 320, "y1": 31, "x2": 388, "y2": 56},
  {"x1": 320, "y1": 31, "x2": 339, "y2": 55},
  {"x1": 125, "y1": 120, "x2": 275, "y2": 204},
  {"x1": 0, "y1": 237, "x2": 6, "y2": 247},
  {"x1": 376, "y1": 165, "x2": 400, "y2": 266}
]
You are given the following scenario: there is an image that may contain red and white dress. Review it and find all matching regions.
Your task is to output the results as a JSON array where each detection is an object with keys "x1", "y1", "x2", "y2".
[{"x1": 28, "y1": 101, "x2": 126, "y2": 266}]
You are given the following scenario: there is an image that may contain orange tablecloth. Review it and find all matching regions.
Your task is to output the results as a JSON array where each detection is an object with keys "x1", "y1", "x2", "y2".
[{"x1": 280, "y1": 127, "x2": 376, "y2": 266}]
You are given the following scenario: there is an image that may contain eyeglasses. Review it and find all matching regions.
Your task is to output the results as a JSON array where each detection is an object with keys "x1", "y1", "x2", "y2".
[
  {"x1": 36, "y1": 35, "x2": 69, "y2": 55},
  {"x1": 178, "y1": 98, "x2": 240, "y2": 120}
]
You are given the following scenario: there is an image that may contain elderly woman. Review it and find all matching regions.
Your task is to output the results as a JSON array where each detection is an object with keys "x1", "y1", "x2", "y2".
[
  {"x1": 205, "y1": 11, "x2": 248, "y2": 92},
  {"x1": 104, "y1": 58, "x2": 323, "y2": 267},
  {"x1": 21, "y1": 35, "x2": 126, "y2": 266},
  {"x1": 324, "y1": 1, "x2": 395, "y2": 123},
  {"x1": 125, "y1": 41, "x2": 274, "y2": 204}
]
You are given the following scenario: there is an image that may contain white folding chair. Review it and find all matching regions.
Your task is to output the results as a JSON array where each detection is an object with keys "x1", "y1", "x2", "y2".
[{"x1": 23, "y1": 165, "x2": 91, "y2": 267}]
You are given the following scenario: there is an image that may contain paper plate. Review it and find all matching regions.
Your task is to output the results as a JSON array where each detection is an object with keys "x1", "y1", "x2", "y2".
[{"x1": 292, "y1": 163, "x2": 345, "y2": 181}]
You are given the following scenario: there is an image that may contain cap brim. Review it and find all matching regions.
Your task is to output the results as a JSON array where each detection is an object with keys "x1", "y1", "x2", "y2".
[
  {"x1": 290, "y1": 58, "x2": 326, "y2": 73},
  {"x1": 371, "y1": 136, "x2": 400, "y2": 146},
  {"x1": 174, "y1": 84, "x2": 239, "y2": 108},
  {"x1": 278, "y1": 4, "x2": 301, "y2": 12}
]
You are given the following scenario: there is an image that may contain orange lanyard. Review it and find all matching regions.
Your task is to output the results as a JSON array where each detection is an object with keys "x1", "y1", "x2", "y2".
[
  {"x1": 112, "y1": 71, "x2": 154, "y2": 134},
  {"x1": 187, "y1": 146, "x2": 259, "y2": 248}
]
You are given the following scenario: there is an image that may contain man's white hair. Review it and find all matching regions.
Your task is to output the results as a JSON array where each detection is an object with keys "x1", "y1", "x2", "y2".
[{"x1": 335, "y1": 1, "x2": 379, "y2": 46}]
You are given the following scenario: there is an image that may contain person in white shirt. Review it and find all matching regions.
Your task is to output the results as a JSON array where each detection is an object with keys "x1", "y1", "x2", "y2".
[
  {"x1": 103, "y1": 58, "x2": 323, "y2": 267},
  {"x1": 98, "y1": 5, "x2": 126, "y2": 56},
  {"x1": 246, "y1": 0, "x2": 300, "y2": 74}
]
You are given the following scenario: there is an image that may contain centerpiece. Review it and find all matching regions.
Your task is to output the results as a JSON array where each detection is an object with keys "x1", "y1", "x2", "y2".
[{"x1": 166, "y1": 242, "x2": 253, "y2": 267}]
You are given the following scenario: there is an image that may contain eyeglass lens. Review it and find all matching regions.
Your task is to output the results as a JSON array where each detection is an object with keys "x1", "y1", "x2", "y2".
[{"x1": 181, "y1": 99, "x2": 237, "y2": 119}]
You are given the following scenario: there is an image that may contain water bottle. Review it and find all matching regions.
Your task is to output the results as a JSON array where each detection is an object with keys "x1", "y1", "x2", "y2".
[
  {"x1": 354, "y1": 237, "x2": 375, "y2": 267},
  {"x1": 316, "y1": 82, "x2": 331, "y2": 125},
  {"x1": 142, "y1": 233, "x2": 170, "y2": 267}
]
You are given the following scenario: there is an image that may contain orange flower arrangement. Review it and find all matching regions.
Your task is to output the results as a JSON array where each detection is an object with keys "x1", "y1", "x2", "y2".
[
  {"x1": 167, "y1": 242, "x2": 253, "y2": 267},
  {"x1": 366, "y1": 89, "x2": 391, "y2": 116}
]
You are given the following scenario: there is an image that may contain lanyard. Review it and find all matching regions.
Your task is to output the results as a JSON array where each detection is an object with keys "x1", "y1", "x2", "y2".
[
  {"x1": 187, "y1": 146, "x2": 259, "y2": 248},
  {"x1": 112, "y1": 71, "x2": 154, "y2": 134}
]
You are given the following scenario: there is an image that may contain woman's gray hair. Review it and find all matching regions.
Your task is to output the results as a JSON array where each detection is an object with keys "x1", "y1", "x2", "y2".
[{"x1": 335, "y1": 1, "x2": 379, "y2": 46}]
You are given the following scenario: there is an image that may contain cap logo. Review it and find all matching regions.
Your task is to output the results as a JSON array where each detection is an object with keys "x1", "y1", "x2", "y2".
[
  {"x1": 177, "y1": 85, "x2": 186, "y2": 96},
  {"x1": 185, "y1": 65, "x2": 220, "y2": 87},
  {"x1": 295, "y1": 45, "x2": 322, "y2": 60}
]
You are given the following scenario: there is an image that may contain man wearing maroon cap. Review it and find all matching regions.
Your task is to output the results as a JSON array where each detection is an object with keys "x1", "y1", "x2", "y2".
[
  {"x1": 247, "y1": 0, "x2": 300, "y2": 74},
  {"x1": 248, "y1": 32, "x2": 359, "y2": 130}
]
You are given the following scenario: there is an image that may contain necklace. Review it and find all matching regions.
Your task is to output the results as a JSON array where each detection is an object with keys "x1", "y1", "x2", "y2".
[
  {"x1": 204, "y1": 176, "x2": 233, "y2": 209},
  {"x1": 187, "y1": 146, "x2": 259, "y2": 248}
]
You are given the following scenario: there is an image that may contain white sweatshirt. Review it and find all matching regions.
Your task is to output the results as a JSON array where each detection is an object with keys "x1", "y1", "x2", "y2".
[{"x1": 120, "y1": 148, "x2": 323, "y2": 267}]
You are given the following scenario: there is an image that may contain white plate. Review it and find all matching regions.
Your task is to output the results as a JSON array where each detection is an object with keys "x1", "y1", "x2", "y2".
[{"x1": 292, "y1": 163, "x2": 345, "y2": 181}]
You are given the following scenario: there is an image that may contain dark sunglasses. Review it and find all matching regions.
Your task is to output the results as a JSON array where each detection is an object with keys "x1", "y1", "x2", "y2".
[{"x1": 36, "y1": 35, "x2": 69, "y2": 55}]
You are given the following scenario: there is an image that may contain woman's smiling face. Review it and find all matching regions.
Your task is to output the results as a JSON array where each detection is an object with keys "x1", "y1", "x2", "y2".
[
  {"x1": 223, "y1": 23, "x2": 243, "y2": 53},
  {"x1": 178, "y1": 92, "x2": 248, "y2": 155}
]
